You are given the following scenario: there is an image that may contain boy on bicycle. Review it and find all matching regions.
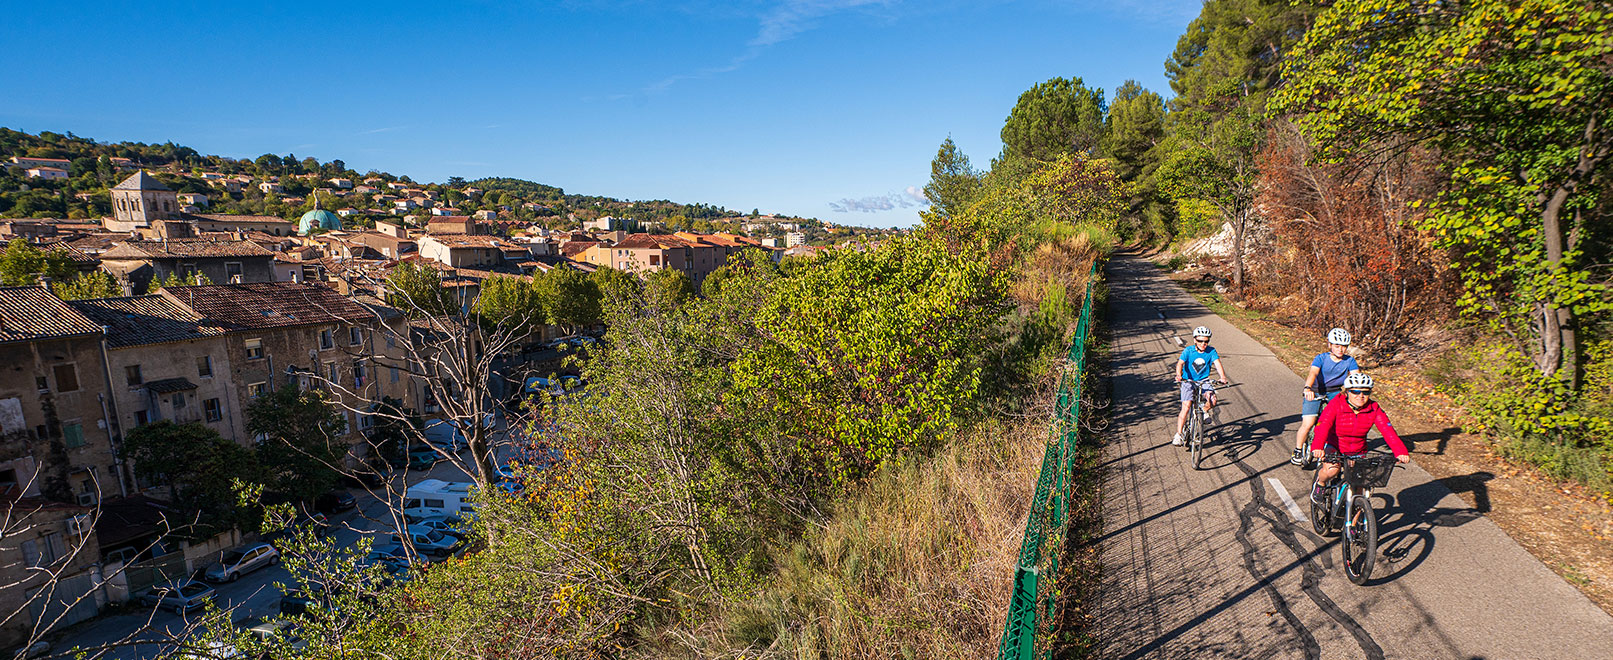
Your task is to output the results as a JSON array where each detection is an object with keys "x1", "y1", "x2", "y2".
[
  {"x1": 1173, "y1": 326, "x2": 1229, "y2": 447},
  {"x1": 1292, "y1": 328, "x2": 1362, "y2": 466},
  {"x1": 1309, "y1": 373, "x2": 1411, "y2": 503}
]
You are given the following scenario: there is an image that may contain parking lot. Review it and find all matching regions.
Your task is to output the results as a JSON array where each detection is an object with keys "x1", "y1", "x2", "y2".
[{"x1": 44, "y1": 428, "x2": 512, "y2": 660}]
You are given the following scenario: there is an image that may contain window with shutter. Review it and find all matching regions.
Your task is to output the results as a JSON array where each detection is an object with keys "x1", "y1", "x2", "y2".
[
  {"x1": 63, "y1": 422, "x2": 84, "y2": 448},
  {"x1": 52, "y1": 364, "x2": 79, "y2": 393}
]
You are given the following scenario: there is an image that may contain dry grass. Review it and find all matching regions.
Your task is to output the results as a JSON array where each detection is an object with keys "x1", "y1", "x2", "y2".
[
  {"x1": 690, "y1": 414, "x2": 1054, "y2": 659},
  {"x1": 666, "y1": 245, "x2": 1102, "y2": 659},
  {"x1": 1013, "y1": 234, "x2": 1097, "y2": 307}
]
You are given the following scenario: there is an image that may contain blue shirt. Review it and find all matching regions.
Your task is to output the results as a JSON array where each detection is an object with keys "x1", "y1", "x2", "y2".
[
  {"x1": 1179, "y1": 345, "x2": 1219, "y2": 381},
  {"x1": 1311, "y1": 353, "x2": 1360, "y2": 389}
]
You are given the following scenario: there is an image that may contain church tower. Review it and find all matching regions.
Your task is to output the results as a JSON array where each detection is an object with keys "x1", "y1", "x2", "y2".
[{"x1": 108, "y1": 171, "x2": 179, "y2": 231}]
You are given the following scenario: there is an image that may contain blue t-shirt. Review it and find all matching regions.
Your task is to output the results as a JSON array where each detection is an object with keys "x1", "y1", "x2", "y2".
[
  {"x1": 1179, "y1": 345, "x2": 1219, "y2": 381},
  {"x1": 1311, "y1": 353, "x2": 1360, "y2": 389}
]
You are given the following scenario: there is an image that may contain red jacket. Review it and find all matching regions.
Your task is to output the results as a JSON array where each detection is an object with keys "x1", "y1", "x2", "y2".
[{"x1": 1311, "y1": 396, "x2": 1409, "y2": 457}]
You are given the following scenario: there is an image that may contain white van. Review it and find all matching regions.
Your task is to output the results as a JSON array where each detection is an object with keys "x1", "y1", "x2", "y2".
[
  {"x1": 401, "y1": 479, "x2": 476, "y2": 522},
  {"x1": 421, "y1": 419, "x2": 468, "y2": 452}
]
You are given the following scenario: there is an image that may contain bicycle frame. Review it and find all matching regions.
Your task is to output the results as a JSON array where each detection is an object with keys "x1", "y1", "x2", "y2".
[{"x1": 1335, "y1": 482, "x2": 1372, "y2": 532}]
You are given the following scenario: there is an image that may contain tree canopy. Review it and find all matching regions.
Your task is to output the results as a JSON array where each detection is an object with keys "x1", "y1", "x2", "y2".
[{"x1": 998, "y1": 77, "x2": 1106, "y2": 165}]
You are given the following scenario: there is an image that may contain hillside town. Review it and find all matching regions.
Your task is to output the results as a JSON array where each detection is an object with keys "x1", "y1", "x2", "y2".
[{"x1": 0, "y1": 163, "x2": 872, "y2": 653}]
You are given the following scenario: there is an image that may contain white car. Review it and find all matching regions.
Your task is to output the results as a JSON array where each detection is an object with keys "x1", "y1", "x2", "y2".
[
  {"x1": 390, "y1": 524, "x2": 461, "y2": 558},
  {"x1": 204, "y1": 543, "x2": 279, "y2": 582},
  {"x1": 140, "y1": 580, "x2": 216, "y2": 613},
  {"x1": 415, "y1": 515, "x2": 469, "y2": 540}
]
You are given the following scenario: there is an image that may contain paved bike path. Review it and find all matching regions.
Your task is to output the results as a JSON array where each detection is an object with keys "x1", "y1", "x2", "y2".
[{"x1": 1095, "y1": 254, "x2": 1613, "y2": 660}]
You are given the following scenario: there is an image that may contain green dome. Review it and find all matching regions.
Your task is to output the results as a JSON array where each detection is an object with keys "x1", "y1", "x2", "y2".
[{"x1": 299, "y1": 208, "x2": 341, "y2": 235}]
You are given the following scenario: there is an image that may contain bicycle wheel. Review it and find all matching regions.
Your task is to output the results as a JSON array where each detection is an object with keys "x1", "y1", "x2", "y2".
[
  {"x1": 1343, "y1": 494, "x2": 1378, "y2": 585},
  {"x1": 1190, "y1": 407, "x2": 1204, "y2": 468},
  {"x1": 1309, "y1": 481, "x2": 1331, "y2": 536},
  {"x1": 1185, "y1": 411, "x2": 1199, "y2": 453}
]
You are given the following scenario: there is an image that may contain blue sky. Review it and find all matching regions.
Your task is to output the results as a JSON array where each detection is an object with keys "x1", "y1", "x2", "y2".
[{"x1": 1, "y1": 1, "x2": 1199, "y2": 228}]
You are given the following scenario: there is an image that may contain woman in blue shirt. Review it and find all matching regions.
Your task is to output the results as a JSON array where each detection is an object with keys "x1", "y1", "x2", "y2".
[
  {"x1": 1174, "y1": 326, "x2": 1229, "y2": 447},
  {"x1": 1290, "y1": 327, "x2": 1362, "y2": 466}
]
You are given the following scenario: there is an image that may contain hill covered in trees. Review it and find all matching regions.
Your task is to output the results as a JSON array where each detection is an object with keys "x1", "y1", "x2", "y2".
[{"x1": 0, "y1": 128, "x2": 836, "y2": 236}]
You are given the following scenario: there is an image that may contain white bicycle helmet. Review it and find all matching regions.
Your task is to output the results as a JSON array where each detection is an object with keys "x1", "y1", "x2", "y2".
[
  {"x1": 1192, "y1": 326, "x2": 1213, "y2": 339},
  {"x1": 1343, "y1": 373, "x2": 1374, "y2": 390},
  {"x1": 1327, "y1": 327, "x2": 1352, "y2": 345}
]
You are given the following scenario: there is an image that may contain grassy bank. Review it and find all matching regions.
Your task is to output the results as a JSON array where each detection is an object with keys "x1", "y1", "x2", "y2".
[{"x1": 676, "y1": 243, "x2": 1108, "y2": 658}]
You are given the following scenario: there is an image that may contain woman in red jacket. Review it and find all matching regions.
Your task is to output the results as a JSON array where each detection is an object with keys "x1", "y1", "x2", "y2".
[{"x1": 1309, "y1": 373, "x2": 1410, "y2": 503}]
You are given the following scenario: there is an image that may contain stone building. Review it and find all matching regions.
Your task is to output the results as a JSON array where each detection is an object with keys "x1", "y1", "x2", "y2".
[
  {"x1": 0, "y1": 496, "x2": 104, "y2": 650},
  {"x1": 0, "y1": 285, "x2": 130, "y2": 510},
  {"x1": 163, "y1": 282, "x2": 413, "y2": 454},
  {"x1": 99, "y1": 239, "x2": 276, "y2": 293},
  {"x1": 579, "y1": 232, "x2": 764, "y2": 285},
  {"x1": 105, "y1": 171, "x2": 180, "y2": 233},
  {"x1": 66, "y1": 296, "x2": 244, "y2": 445}
]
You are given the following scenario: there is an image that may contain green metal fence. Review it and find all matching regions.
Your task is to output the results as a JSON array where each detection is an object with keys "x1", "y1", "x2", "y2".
[{"x1": 998, "y1": 260, "x2": 1099, "y2": 660}]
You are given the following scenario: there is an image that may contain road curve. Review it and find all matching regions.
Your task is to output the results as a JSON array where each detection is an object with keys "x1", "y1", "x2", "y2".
[{"x1": 1095, "y1": 253, "x2": 1613, "y2": 660}]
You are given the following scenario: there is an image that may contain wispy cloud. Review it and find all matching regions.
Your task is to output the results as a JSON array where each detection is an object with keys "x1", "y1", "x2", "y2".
[
  {"x1": 752, "y1": 0, "x2": 893, "y2": 47},
  {"x1": 829, "y1": 187, "x2": 929, "y2": 213},
  {"x1": 358, "y1": 126, "x2": 406, "y2": 135},
  {"x1": 627, "y1": 0, "x2": 896, "y2": 97}
]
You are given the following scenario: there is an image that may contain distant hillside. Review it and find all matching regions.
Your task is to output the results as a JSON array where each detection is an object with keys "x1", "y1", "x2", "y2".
[{"x1": 0, "y1": 128, "x2": 839, "y2": 236}]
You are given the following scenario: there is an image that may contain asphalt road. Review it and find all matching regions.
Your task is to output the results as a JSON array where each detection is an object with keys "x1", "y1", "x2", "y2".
[
  {"x1": 47, "y1": 427, "x2": 517, "y2": 660},
  {"x1": 1095, "y1": 254, "x2": 1613, "y2": 660}
]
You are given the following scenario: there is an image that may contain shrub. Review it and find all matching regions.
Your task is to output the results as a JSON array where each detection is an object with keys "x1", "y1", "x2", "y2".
[
  {"x1": 1248, "y1": 122, "x2": 1446, "y2": 346},
  {"x1": 1447, "y1": 340, "x2": 1613, "y2": 492}
]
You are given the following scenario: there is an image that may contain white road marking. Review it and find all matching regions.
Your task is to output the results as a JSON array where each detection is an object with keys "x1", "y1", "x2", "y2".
[{"x1": 1267, "y1": 477, "x2": 1309, "y2": 522}]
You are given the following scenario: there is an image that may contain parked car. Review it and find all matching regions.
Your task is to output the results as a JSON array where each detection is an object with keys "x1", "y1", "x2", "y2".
[
  {"x1": 315, "y1": 489, "x2": 357, "y2": 513},
  {"x1": 362, "y1": 541, "x2": 424, "y2": 572},
  {"x1": 141, "y1": 580, "x2": 216, "y2": 613},
  {"x1": 279, "y1": 584, "x2": 328, "y2": 618},
  {"x1": 421, "y1": 419, "x2": 467, "y2": 452},
  {"x1": 242, "y1": 617, "x2": 308, "y2": 652},
  {"x1": 263, "y1": 510, "x2": 330, "y2": 546},
  {"x1": 340, "y1": 464, "x2": 386, "y2": 488},
  {"x1": 407, "y1": 445, "x2": 440, "y2": 471},
  {"x1": 204, "y1": 543, "x2": 279, "y2": 582},
  {"x1": 413, "y1": 515, "x2": 469, "y2": 540},
  {"x1": 390, "y1": 524, "x2": 461, "y2": 558}
]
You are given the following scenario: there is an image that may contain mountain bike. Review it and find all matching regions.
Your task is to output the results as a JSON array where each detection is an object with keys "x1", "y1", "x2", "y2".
[
  {"x1": 1179, "y1": 379, "x2": 1227, "y2": 470},
  {"x1": 1310, "y1": 452, "x2": 1399, "y2": 585}
]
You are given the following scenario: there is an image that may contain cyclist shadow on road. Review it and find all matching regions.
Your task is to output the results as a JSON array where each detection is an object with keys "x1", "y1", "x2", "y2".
[
  {"x1": 1363, "y1": 471, "x2": 1493, "y2": 585},
  {"x1": 1197, "y1": 412, "x2": 1296, "y2": 470}
]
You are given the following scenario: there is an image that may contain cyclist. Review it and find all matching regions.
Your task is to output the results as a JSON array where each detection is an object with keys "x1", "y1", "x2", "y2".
[
  {"x1": 1173, "y1": 325, "x2": 1229, "y2": 447},
  {"x1": 1309, "y1": 373, "x2": 1410, "y2": 503},
  {"x1": 1290, "y1": 328, "x2": 1362, "y2": 466}
]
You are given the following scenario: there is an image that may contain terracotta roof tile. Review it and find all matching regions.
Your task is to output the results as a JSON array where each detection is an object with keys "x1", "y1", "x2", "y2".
[
  {"x1": 613, "y1": 233, "x2": 691, "y2": 249},
  {"x1": 560, "y1": 240, "x2": 600, "y2": 257},
  {"x1": 189, "y1": 213, "x2": 294, "y2": 226},
  {"x1": 159, "y1": 282, "x2": 376, "y2": 330},
  {"x1": 424, "y1": 235, "x2": 509, "y2": 248},
  {"x1": 101, "y1": 239, "x2": 274, "y2": 260},
  {"x1": 67, "y1": 295, "x2": 227, "y2": 348},
  {"x1": 0, "y1": 287, "x2": 103, "y2": 343}
]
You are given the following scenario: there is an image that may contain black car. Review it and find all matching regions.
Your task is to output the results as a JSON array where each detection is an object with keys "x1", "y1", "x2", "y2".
[
  {"x1": 340, "y1": 466, "x2": 386, "y2": 489},
  {"x1": 315, "y1": 490, "x2": 357, "y2": 513},
  {"x1": 262, "y1": 510, "x2": 330, "y2": 546},
  {"x1": 279, "y1": 582, "x2": 332, "y2": 618}
]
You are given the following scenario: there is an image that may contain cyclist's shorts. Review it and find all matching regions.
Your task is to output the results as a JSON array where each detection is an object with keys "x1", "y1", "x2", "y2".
[
  {"x1": 1180, "y1": 380, "x2": 1216, "y2": 403},
  {"x1": 1301, "y1": 389, "x2": 1341, "y2": 417}
]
